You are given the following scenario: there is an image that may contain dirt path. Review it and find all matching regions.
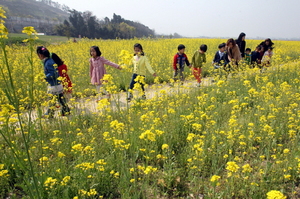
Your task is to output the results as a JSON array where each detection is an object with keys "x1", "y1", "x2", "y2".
[
  {"x1": 73, "y1": 77, "x2": 214, "y2": 114},
  {"x1": 18, "y1": 77, "x2": 215, "y2": 120}
]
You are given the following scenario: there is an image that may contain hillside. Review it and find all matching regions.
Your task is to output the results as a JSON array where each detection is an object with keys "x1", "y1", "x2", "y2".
[
  {"x1": 0, "y1": 0, "x2": 155, "y2": 38},
  {"x1": 0, "y1": 0, "x2": 69, "y2": 21}
]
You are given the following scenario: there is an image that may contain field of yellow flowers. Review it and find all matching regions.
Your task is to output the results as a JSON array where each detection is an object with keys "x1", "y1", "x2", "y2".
[{"x1": 2, "y1": 8, "x2": 300, "y2": 199}]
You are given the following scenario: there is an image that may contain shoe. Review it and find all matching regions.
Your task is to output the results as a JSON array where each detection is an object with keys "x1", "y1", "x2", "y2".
[
  {"x1": 62, "y1": 106, "x2": 71, "y2": 116},
  {"x1": 127, "y1": 92, "x2": 133, "y2": 102}
]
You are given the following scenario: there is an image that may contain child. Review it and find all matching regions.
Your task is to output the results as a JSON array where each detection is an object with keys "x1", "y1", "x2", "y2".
[
  {"x1": 37, "y1": 46, "x2": 70, "y2": 118},
  {"x1": 251, "y1": 45, "x2": 261, "y2": 67},
  {"x1": 127, "y1": 43, "x2": 156, "y2": 102},
  {"x1": 258, "y1": 46, "x2": 265, "y2": 64},
  {"x1": 51, "y1": 53, "x2": 72, "y2": 102},
  {"x1": 261, "y1": 47, "x2": 274, "y2": 67},
  {"x1": 89, "y1": 46, "x2": 121, "y2": 99},
  {"x1": 173, "y1": 44, "x2": 191, "y2": 82},
  {"x1": 191, "y1": 44, "x2": 207, "y2": 87},
  {"x1": 244, "y1": 48, "x2": 251, "y2": 65},
  {"x1": 212, "y1": 43, "x2": 228, "y2": 69}
]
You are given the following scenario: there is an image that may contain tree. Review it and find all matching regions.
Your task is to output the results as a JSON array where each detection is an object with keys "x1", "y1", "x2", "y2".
[{"x1": 57, "y1": 10, "x2": 155, "y2": 39}]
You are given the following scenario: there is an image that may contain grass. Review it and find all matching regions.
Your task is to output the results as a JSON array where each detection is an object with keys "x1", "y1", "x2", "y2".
[{"x1": 8, "y1": 33, "x2": 72, "y2": 44}]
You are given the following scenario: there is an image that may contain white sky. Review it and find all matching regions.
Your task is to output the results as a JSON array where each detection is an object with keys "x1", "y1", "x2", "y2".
[{"x1": 55, "y1": 0, "x2": 300, "y2": 39}]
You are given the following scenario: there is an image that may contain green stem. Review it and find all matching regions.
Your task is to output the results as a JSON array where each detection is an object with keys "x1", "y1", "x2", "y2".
[{"x1": 1, "y1": 42, "x2": 41, "y2": 198}]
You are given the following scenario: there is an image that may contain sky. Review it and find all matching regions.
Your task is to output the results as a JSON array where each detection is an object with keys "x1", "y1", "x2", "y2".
[{"x1": 55, "y1": 0, "x2": 300, "y2": 39}]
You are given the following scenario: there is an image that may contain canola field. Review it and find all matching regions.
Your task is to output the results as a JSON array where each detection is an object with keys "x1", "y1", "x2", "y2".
[{"x1": 1, "y1": 17, "x2": 300, "y2": 199}]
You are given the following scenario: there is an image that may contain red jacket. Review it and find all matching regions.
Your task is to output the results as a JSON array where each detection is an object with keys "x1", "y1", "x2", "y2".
[
  {"x1": 173, "y1": 53, "x2": 190, "y2": 70},
  {"x1": 58, "y1": 64, "x2": 72, "y2": 93}
]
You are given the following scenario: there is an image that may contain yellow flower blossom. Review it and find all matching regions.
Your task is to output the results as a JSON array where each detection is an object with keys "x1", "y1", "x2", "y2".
[{"x1": 266, "y1": 190, "x2": 286, "y2": 199}]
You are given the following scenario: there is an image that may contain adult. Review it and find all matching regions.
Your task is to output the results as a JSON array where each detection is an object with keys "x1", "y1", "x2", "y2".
[
  {"x1": 235, "y1": 32, "x2": 246, "y2": 58},
  {"x1": 260, "y1": 38, "x2": 274, "y2": 53},
  {"x1": 226, "y1": 38, "x2": 242, "y2": 65}
]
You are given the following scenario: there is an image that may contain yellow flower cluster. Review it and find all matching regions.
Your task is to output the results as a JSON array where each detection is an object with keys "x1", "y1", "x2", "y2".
[{"x1": 1, "y1": 31, "x2": 300, "y2": 198}]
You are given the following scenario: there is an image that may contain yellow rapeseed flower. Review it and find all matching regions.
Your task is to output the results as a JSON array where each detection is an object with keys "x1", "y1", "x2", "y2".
[
  {"x1": 210, "y1": 175, "x2": 221, "y2": 182},
  {"x1": 226, "y1": 161, "x2": 240, "y2": 173},
  {"x1": 266, "y1": 190, "x2": 286, "y2": 199}
]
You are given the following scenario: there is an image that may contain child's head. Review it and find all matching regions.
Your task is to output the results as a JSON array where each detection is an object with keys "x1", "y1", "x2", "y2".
[
  {"x1": 36, "y1": 46, "x2": 50, "y2": 60},
  {"x1": 178, "y1": 44, "x2": 185, "y2": 54},
  {"x1": 134, "y1": 43, "x2": 144, "y2": 56},
  {"x1": 255, "y1": 45, "x2": 262, "y2": 52},
  {"x1": 226, "y1": 38, "x2": 236, "y2": 48},
  {"x1": 218, "y1": 43, "x2": 226, "y2": 52},
  {"x1": 200, "y1": 44, "x2": 207, "y2": 53},
  {"x1": 267, "y1": 46, "x2": 274, "y2": 52},
  {"x1": 90, "y1": 46, "x2": 101, "y2": 58},
  {"x1": 51, "y1": 53, "x2": 64, "y2": 66},
  {"x1": 245, "y1": 48, "x2": 251, "y2": 54}
]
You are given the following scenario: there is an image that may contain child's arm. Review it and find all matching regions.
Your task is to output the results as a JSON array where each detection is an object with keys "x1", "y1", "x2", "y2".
[
  {"x1": 203, "y1": 54, "x2": 207, "y2": 64},
  {"x1": 173, "y1": 54, "x2": 178, "y2": 70},
  {"x1": 45, "y1": 61, "x2": 56, "y2": 80},
  {"x1": 184, "y1": 54, "x2": 191, "y2": 68},
  {"x1": 89, "y1": 59, "x2": 93, "y2": 77},
  {"x1": 101, "y1": 57, "x2": 121, "y2": 69},
  {"x1": 191, "y1": 52, "x2": 195, "y2": 68},
  {"x1": 144, "y1": 56, "x2": 156, "y2": 76}
]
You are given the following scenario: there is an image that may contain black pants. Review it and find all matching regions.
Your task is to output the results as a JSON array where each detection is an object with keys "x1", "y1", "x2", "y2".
[
  {"x1": 46, "y1": 93, "x2": 70, "y2": 117},
  {"x1": 129, "y1": 73, "x2": 145, "y2": 92}
]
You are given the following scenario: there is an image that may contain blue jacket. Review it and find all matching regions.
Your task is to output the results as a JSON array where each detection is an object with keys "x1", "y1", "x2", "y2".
[
  {"x1": 213, "y1": 51, "x2": 229, "y2": 65},
  {"x1": 44, "y1": 58, "x2": 60, "y2": 86}
]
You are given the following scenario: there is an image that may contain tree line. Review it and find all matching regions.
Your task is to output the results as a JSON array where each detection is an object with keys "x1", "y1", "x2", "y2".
[{"x1": 55, "y1": 10, "x2": 155, "y2": 39}]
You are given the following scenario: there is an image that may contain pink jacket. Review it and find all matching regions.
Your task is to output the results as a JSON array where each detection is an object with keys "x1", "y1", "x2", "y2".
[{"x1": 89, "y1": 56, "x2": 120, "y2": 85}]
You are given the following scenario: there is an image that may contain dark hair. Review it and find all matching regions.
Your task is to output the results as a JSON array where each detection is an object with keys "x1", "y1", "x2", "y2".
[
  {"x1": 268, "y1": 46, "x2": 274, "y2": 50},
  {"x1": 200, "y1": 44, "x2": 207, "y2": 52},
  {"x1": 256, "y1": 45, "x2": 262, "y2": 50},
  {"x1": 245, "y1": 48, "x2": 251, "y2": 52},
  {"x1": 178, "y1": 44, "x2": 185, "y2": 50},
  {"x1": 90, "y1": 46, "x2": 101, "y2": 57},
  {"x1": 134, "y1": 43, "x2": 145, "y2": 56},
  {"x1": 36, "y1": 46, "x2": 50, "y2": 57},
  {"x1": 237, "y1": 32, "x2": 246, "y2": 42},
  {"x1": 51, "y1": 53, "x2": 64, "y2": 66},
  {"x1": 265, "y1": 38, "x2": 274, "y2": 46},
  {"x1": 218, "y1": 43, "x2": 226, "y2": 49},
  {"x1": 226, "y1": 38, "x2": 236, "y2": 47}
]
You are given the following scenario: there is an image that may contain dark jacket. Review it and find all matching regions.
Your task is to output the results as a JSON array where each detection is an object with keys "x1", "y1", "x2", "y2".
[
  {"x1": 213, "y1": 51, "x2": 229, "y2": 65},
  {"x1": 173, "y1": 53, "x2": 190, "y2": 70},
  {"x1": 236, "y1": 40, "x2": 246, "y2": 57},
  {"x1": 44, "y1": 58, "x2": 60, "y2": 86},
  {"x1": 251, "y1": 51, "x2": 260, "y2": 64},
  {"x1": 259, "y1": 41, "x2": 274, "y2": 53}
]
